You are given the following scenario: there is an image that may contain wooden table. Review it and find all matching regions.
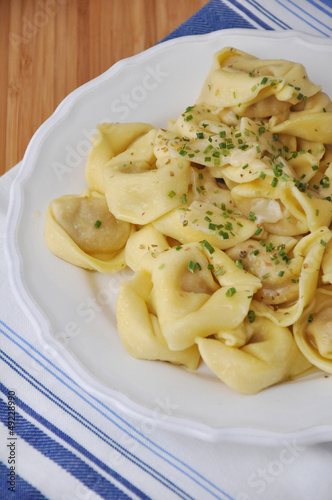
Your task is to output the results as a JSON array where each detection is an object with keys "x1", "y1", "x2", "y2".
[{"x1": 0, "y1": 0, "x2": 210, "y2": 176}]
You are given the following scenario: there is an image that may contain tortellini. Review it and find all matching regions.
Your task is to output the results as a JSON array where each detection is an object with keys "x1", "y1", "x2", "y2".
[
  {"x1": 45, "y1": 190, "x2": 133, "y2": 272},
  {"x1": 85, "y1": 122, "x2": 154, "y2": 193},
  {"x1": 293, "y1": 287, "x2": 332, "y2": 374},
  {"x1": 249, "y1": 227, "x2": 332, "y2": 327},
  {"x1": 197, "y1": 317, "x2": 312, "y2": 395},
  {"x1": 45, "y1": 47, "x2": 332, "y2": 394},
  {"x1": 148, "y1": 242, "x2": 261, "y2": 350},
  {"x1": 116, "y1": 271, "x2": 200, "y2": 369},
  {"x1": 152, "y1": 200, "x2": 258, "y2": 250}
]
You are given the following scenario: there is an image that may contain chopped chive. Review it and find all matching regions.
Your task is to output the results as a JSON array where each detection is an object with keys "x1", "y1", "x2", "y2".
[
  {"x1": 262, "y1": 273, "x2": 270, "y2": 280},
  {"x1": 188, "y1": 260, "x2": 196, "y2": 273},
  {"x1": 181, "y1": 194, "x2": 187, "y2": 204},
  {"x1": 248, "y1": 211, "x2": 257, "y2": 221},
  {"x1": 320, "y1": 239, "x2": 327, "y2": 247},
  {"x1": 255, "y1": 227, "x2": 263, "y2": 235},
  {"x1": 248, "y1": 310, "x2": 256, "y2": 323},
  {"x1": 235, "y1": 259, "x2": 243, "y2": 268},
  {"x1": 278, "y1": 270, "x2": 284, "y2": 277},
  {"x1": 196, "y1": 132, "x2": 204, "y2": 139},
  {"x1": 168, "y1": 190, "x2": 176, "y2": 198},
  {"x1": 201, "y1": 239, "x2": 215, "y2": 254},
  {"x1": 259, "y1": 171, "x2": 266, "y2": 180},
  {"x1": 94, "y1": 220, "x2": 102, "y2": 228},
  {"x1": 226, "y1": 287, "x2": 237, "y2": 297},
  {"x1": 308, "y1": 313, "x2": 314, "y2": 323},
  {"x1": 203, "y1": 145, "x2": 213, "y2": 154},
  {"x1": 219, "y1": 230, "x2": 229, "y2": 240},
  {"x1": 215, "y1": 266, "x2": 225, "y2": 276}
]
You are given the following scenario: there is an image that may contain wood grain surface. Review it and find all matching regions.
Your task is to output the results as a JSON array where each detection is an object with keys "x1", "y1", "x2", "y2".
[{"x1": 0, "y1": 0, "x2": 210, "y2": 175}]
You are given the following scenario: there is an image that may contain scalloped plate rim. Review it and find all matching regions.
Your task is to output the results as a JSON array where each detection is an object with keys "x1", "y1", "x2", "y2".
[{"x1": 5, "y1": 28, "x2": 332, "y2": 445}]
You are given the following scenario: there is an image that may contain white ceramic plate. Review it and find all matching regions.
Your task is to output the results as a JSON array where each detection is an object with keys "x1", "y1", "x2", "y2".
[{"x1": 6, "y1": 29, "x2": 332, "y2": 445}]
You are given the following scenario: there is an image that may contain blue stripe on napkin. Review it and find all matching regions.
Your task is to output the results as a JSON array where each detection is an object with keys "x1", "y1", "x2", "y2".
[
  {"x1": 276, "y1": 0, "x2": 332, "y2": 35},
  {"x1": 312, "y1": 0, "x2": 332, "y2": 14},
  {"x1": 0, "y1": 376, "x2": 195, "y2": 500},
  {"x1": 0, "y1": 391, "x2": 151, "y2": 500},
  {"x1": 239, "y1": 0, "x2": 291, "y2": 28},
  {"x1": 225, "y1": 0, "x2": 275, "y2": 28},
  {"x1": 0, "y1": 348, "x2": 183, "y2": 495},
  {"x1": 0, "y1": 461, "x2": 48, "y2": 499},
  {"x1": 292, "y1": 0, "x2": 332, "y2": 32},
  {"x1": 162, "y1": 0, "x2": 258, "y2": 42},
  {"x1": 0, "y1": 321, "x2": 234, "y2": 500},
  {"x1": 228, "y1": 0, "x2": 332, "y2": 35}
]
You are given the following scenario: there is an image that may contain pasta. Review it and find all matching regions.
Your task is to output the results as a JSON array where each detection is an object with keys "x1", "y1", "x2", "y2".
[
  {"x1": 45, "y1": 190, "x2": 133, "y2": 272},
  {"x1": 45, "y1": 47, "x2": 332, "y2": 394}
]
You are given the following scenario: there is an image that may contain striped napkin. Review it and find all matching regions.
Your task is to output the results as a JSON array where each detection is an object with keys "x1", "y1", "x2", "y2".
[
  {"x1": 1, "y1": 1, "x2": 332, "y2": 499},
  {"x1": 163, "y1": 0, "x2": 332, "y2": 39}
]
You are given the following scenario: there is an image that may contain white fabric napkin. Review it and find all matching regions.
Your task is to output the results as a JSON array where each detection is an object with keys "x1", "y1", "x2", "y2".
[{"x1": 2, "y1": 1, "x2": 332, "y2": 499}]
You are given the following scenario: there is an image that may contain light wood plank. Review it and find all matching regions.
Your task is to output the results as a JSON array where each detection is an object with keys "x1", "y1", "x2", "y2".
[{"x1": 1, "y1": 0, "x2": 210, "y2": 175}]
